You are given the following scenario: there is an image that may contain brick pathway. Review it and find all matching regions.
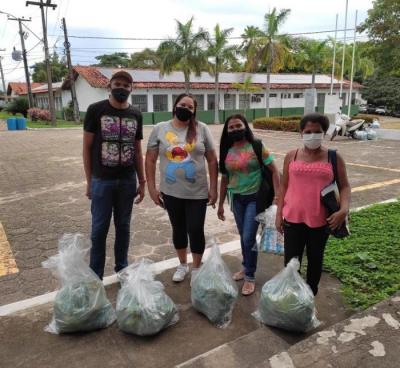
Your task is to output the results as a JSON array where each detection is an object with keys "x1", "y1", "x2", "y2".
[{"x1": 0, "y1": 124, "x2": 399, "y2": 305}]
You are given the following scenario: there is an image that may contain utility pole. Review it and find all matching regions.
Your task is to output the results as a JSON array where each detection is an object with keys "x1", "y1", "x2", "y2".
[
  {"x1": 0, "y1": 49, "x2": 7, "y2": 102},
  {"x1": 62, "y1": 17, "x2": 80, "y2": 122},
  {"x1": 347, "y1": 10, "x2": 358, "y2": 117},
  {"x1": 330, "y1": 14, "x2": 338, "y2": 95},
  {"x1": 339, "y1": 0, "x2": 349, "y2": 100},
  {"x1": 8, "y1": 17, "x2": 35, "y2": 108},
  {"x1": 26, "y1": 0, "x2": 57, "y2": 126}
]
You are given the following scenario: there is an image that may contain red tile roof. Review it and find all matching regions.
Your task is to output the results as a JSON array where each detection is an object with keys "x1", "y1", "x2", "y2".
[
  {"x1": 7, "y1": 82, "x2": 44, "y2": 95},
  {"x1": 64, "y1": 66, "x2": 362, "y2": 91},
  {"x1": 74, "y1": 66, "x2": 109, "y2": 88}
]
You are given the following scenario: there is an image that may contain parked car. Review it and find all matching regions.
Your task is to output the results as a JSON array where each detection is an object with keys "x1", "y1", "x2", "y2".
[
  {"x1": 391, "y1": 110, "x2": 400, "y2": 118},
  {"x1": 359, "y1": 104, "x2": 368, "y2": 113},
  {"x1": 366, "y1": 105, "x2": 377, "y2": 114},
  {"x1": 375, "y1": 106, "x2": 389, "y2": 115}
]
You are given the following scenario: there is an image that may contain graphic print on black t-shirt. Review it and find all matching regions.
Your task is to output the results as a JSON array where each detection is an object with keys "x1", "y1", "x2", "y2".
[{"x1": 100, "y1": 115, "x2": 137, "y2": 167}]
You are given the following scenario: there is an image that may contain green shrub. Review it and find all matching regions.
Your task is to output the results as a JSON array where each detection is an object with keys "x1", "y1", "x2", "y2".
[
  {"x1": 253, "y1": 116, "x2": 300, "y2": 132},
  {"x1": 63, "y1": 100, "x2": 75, "y2": 121},
  {"x1": 5, "y1": 97, "x2": 29, "y2": 117}
]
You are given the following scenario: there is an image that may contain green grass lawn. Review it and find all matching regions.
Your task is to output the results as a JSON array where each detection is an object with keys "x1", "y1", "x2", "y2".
[
  {"x1": 1, "y1": 111, "x2": 82, "y2": 128},
  {"x1": 324, "y1": 201, "x2": 400, "y2": 311}
]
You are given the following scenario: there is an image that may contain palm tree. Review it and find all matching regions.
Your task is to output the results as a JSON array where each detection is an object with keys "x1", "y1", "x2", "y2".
[
  {"x1": 207, "y1": 24, "x2": 238, "y2": 123},
  {"x1": 298, "y1": 40, "x2": 330, "y2": 89},
  {"x1": 246, "y1": 8, "x2": 291, "y2": 117},
  {"x1": 158, "y1": 17, "x2": 209, "y2": 93},
  {"x1": 240, "y1": 26, "x2": 263, "y2": 71},
  {"x1": 335, "y1": 42, "x2": 375, "y2": 83}
]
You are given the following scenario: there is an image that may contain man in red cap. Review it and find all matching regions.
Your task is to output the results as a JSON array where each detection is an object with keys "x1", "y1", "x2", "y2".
[{"x1": 83, "y1": 69, "x2": 145, "y2": 279}]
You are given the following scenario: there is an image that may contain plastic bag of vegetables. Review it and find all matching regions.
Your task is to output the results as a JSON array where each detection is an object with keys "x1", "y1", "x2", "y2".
[
  {"x1": 116, "y1": 259, "x2": 178, "y2": 336},
  {"x1": 191, "y1": 243, "x2": 238, "y2": 328},
  {"x1": 253, "y1": 258, "x2": 320, "y2": 333},
  {"x1": 42, "y1": 234, "x2": 116, "y2": 334}
]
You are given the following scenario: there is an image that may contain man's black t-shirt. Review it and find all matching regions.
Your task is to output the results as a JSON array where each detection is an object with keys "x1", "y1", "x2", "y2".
[{"x1": 84, "y1": 99, "x2": 143, "y2": 179}]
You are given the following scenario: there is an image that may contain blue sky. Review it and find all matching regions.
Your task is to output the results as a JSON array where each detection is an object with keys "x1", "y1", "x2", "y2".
[{"x1": 0, "y1": 0, "x2": 373, "y2": 86}]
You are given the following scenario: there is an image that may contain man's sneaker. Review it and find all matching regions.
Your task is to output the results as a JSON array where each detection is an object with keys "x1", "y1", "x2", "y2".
[
  {"x1": 190, "y1": 268, "x2": 200, "y2": 287},
  {"x1": 172, "y1": 263, "x2": 189, "y2": 282}
]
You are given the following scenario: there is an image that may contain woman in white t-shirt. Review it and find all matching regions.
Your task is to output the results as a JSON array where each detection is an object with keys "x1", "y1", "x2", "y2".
[{"x1": 145, "y1": 93, "x2": 218, "y2": 283}]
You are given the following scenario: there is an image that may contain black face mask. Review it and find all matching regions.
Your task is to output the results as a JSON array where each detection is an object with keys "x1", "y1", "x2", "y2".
[
  {"x1": 175, "y1": 106, "x2": 193, "y2": 122},
  {"x1": 111, "y1": 88, "x2": 130, "y2": 103},
  {"x1": 228, "y1": 129, "x2": 246, "y2": 142}
]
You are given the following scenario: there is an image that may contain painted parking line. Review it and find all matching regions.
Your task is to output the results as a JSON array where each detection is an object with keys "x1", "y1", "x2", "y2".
[
  {"x1": 346, "y1": 162, "x2": 400, "y2": 173},
  {"x1": 0, "y1": 222, "x2": 19, "y2": 277},
  {"x1": 269, "y1": 151, "x2": 400, "y2": 174},
  {"x1": 351, "y1": 179, "x2": 400, "y2": 193}
]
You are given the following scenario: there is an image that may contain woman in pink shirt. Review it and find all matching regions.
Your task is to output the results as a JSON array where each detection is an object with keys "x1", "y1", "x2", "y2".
[{"x1": 275, "y1": 113, "x2": 351, "y2": 295}]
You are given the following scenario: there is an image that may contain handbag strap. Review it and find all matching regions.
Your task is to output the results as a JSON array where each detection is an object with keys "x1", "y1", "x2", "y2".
[{"x1": 328, "y1": 149, "x2": 339, "y2": 184}]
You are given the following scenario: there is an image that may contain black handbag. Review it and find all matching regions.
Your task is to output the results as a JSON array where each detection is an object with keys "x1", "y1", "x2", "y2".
[
  {"x1": 320, "y1": 149, "x2": 350, "y2": 238},
  {"x1": 251, "y1": 139, "x2": 275, "y2": 215}
]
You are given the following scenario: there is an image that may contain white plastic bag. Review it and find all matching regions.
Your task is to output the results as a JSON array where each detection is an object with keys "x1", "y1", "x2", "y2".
[
  {"x1": 255, "y1": 205, "x2": 284, "y2": 255},
  {"x1": 191, "y1": 243, "x2": 238, "y2": 328},
  {"x1": 116, "y1": 259, "x2": 179, "y2": 336},
  {"x1": 253, "y1": 258, "x2": 320, "y2": 333},
  {"x1": 42, "y1": 234, "x2": 116, "y2": 334}
]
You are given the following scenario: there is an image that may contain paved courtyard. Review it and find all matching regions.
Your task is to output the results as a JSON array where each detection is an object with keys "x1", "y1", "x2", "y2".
[{"x1": 0, "y1": 124, "x2": 399, "y2": 306}]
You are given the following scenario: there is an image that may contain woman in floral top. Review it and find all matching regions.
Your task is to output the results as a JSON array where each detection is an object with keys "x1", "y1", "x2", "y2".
[{"x1": 218, "y1": 114, "x2": 280, "y2": 295}]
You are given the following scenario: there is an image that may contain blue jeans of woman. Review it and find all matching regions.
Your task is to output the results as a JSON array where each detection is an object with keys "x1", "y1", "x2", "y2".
[
  {"x1": 89, "y1": 175, "x2": 136, "y2": 279},
  {"x1": 232, "y1": 193, "x2": 259, "y2": 281}
]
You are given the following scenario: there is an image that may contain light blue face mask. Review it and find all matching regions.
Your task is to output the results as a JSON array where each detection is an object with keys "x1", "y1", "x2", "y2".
[{"x1": 302, "y1": 133, "x2": 323, "y2": 149}]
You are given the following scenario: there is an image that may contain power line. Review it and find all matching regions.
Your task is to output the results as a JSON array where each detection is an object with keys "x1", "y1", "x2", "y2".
[{"x1": 48, "y1": 27, "x2": 359, "y2": 41}]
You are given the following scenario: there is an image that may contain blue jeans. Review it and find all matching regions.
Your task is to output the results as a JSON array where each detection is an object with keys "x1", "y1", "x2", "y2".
[
  {"x1": 232, "y1": 193, "x2": 259, "y2": 281},
  {"x1": 90, "y1": 175, "x2": 136, "y2": 279}
]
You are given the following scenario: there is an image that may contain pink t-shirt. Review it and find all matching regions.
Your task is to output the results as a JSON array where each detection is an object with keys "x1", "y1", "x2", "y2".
[{"x1": 283, "y1": 160, "x2": 334, "y2": 228}]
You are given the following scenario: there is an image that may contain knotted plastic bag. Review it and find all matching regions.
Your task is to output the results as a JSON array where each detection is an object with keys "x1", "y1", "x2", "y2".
[
  {"x1": 255, "y1": 205, "x2": 284, "y2": 255},
  {"x1": 116, "y1": 258, "x2": 178, "y2": 336},
  {"x1": 191, "y1": 243, "x2": 238, "y2": 328},
  {"x1": 42, "y1": 234, "x2": 116, "y2": 334},
  {"x1": 253, "y1": 258, "x2": 320, "y2": 333}
]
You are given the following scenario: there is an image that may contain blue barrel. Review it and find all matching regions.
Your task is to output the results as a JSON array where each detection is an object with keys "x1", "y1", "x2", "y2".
[
  {"x1": 6, "y1": 117, "x2": 17, "y2": 131},
  {"x1": 16, "y1": 117, "x2": 27, "y2": 130}
]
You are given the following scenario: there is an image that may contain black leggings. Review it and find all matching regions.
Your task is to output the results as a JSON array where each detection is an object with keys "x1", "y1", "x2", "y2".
[
  {"x1": 283, "y1": 220, "x2": 330, "y2": 296},
  {"x1": 162, "y1": 193, "x2": 208, "y2": 254}
]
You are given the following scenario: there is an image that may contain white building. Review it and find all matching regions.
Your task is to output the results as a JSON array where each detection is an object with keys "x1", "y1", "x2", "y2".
[
  {"x1": 60, "y1": 66, "x2": 361, "y2": 123},
  {"x1": 7, "y1": 67, "x2": 362, "y2": 123}
]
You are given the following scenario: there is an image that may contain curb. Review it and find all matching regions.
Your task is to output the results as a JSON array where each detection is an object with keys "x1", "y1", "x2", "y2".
[{"x1": 0, "y1": 239, "x2": 241, "y2": 317}]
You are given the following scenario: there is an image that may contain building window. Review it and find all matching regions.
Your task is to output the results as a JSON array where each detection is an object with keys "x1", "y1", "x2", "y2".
[
  {"x1": 55, "y1": 96, "x2": 63, "y2": 111},
  {"x1": 224, "y1": 94, "x2": 236, "y2": 109},
  {"x1": 193, "y1": 94, "x2": 204, "y2": 111},
  {"x1": 153, "y1": 94, "x2": 168, "y2": 112},
  {"x1": 269, "y1": 93, "x2": 277, "y2": 98},
  {"x1": 317, "y1": 93, "x2": 325, "y2": 107},
  {"x1": 132, "y1": 95, "x2": 148, "y2": 112},
  {"x1": 293, "y1": 93, "x2": 303, "y2": 99},
  {"x1": 207, "y1": 94, "x2": 215, "y2": 110},
  {"x1": 251, "y1": 94, "x2": 263, "y2": 102},
  {"x1": 239, "y1": 94, "x2": 250, "y2": 109},
  {"x1": 341, "y1": 93, "x2": 347, "y2": 107},
  {"x1": 281, "y1": 93, "x2": 291, "y2": 99}
]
